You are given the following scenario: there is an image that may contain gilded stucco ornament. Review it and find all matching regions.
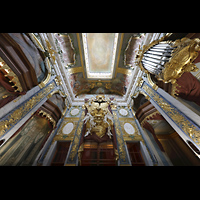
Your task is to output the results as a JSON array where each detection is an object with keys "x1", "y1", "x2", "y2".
[
  {"x1": 136, "y1": 36, "x2": 200, "y2": 84},
  {"x1": 0, "y1": 57, "x2": 23, "y2": 92},
  {"x1": 142, "y1": 82, "x2": 200, "y2": 147},
  {"x1": 83, "y1": 95, "x2": 113, "y2": 139},
  {"x1": 38, "y1": 110, "x2": 56, "y2": 128},
  {"x1": 45, "y1": 40, "x2": 56, "y2": 65},
  {"x1": 0, "y1": 81, "x2": 55, "y2": 137},
  {"x1": 136, "y1": 35, "x2": 167, "y2": 74},
  {"x1": 160, "y1": 38, "x2": 200, "y2": 84},
  {"x1": 27, "y1": 34, "x2": 52, "y2": 89}
]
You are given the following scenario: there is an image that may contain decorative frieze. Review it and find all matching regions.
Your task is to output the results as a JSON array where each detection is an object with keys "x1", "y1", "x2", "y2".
[
  {"x1": 141, "y1": 81, "x2": 200, "y2": 153},
  {"x1": 0, "y1": 80, "x2": 56, "y2": 138}
]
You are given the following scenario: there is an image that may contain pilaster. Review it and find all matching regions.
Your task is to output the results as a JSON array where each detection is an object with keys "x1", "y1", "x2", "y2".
[
  {"x1": 112, "y1": 109, "x2": 132, "y2": 166},
  {"x1": 64, "y1": 109, "x2": 85, "y2": 166},
  {"x1": 140, "y1": 79, "x2": 200, "y2": 159},
  {"x1": 0, "y1": 76, "x2": 59, "y2": 145}
]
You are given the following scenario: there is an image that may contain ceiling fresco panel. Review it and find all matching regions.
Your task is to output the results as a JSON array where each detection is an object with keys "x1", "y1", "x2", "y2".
[
  {"x1": 55, "y1": 33, "x2": 145, "y2": 97},
  {"x1": 86, "y1": 33, "x2": 115, "y2": 73},
  {"x1": 82, "y1": 33, "x2": 119, "y2": 79}
]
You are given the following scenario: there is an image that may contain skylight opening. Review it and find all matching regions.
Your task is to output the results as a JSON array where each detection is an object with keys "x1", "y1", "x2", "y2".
[{"x1": 82, "y1": 33, "x2": 119, "y2": 79}]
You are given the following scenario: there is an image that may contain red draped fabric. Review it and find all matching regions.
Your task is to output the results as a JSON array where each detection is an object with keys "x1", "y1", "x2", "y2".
[{"x1": 175, "y1": 72, "x2": 200, "y2": 106}]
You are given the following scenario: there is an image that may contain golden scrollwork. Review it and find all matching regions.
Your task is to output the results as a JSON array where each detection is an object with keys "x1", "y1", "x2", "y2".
[
  {"x1": 0, "y1": 57, "x2": 23, "y2": 92},
  {"x1": 113, "y1": 112, "x2": 127, "y2": 161},
  {"x1": 45, "y1": 39, "x2": 56, "y2": 64},
  {"x1": 171, "y1": 82, "x2": 181, "y2": 98},
  {"x1": 160, "y1": 38, "x2": 200, "y2": 84},
  {"x1": 83, "y1": 95, "x2": 114, "y2": 139},
  {"x1": 39, "y1": 58, "x2": 51, "y2": 89},
  {"x1": 0, "y1": 82, "x2": 55, "y2": 137},
  {"x1": 147, "y1": 73, "x2": 158, "y2": 91},
  {"x1": 136, "y1": 35, "x2": 168, "y2": 74},
  {"x1": 136, "y1": 36, "x2": 200, "y2": 85},
  {"x1": 27, "y1": 33, "x2": 45, "y2": 52},
  {"x1": 140, "y1": 110, "x2": 160, "y2": 126},
  {"x1": 54, "y1": 75, "x2": 63, "y2": 86},
  {"x1": 68, "y1": 111, "x2": 85, "y2": 161},
  {"x1": 38, "y1": 110, "x2": 56, "y2": 128},
  {"x1": 26, "y1": 34, "x2": 52, "y2": 89}
]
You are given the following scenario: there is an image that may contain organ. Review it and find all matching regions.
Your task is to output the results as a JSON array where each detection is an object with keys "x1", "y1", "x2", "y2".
[{"x1": 136, "y1": 36, "x2": 200, "y2": 84}]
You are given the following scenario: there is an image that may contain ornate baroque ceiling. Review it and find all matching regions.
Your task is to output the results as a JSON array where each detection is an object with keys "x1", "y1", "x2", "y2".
[{"x1": 53, "y1": 33, "x2": 145, "y2": 98}]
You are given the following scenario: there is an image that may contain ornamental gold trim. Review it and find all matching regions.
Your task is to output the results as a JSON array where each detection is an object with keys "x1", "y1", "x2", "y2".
[
  {"x1": 27, "y1": 34, "x2": 52, "y2": 89},
  {"x1": 0, "y1": 81, "x2": 55, "y2": 137},
  {"x1": 116, "y1": 67, "x2": 132, "y2": 76},
  {"x1": 136, "y1": 35, "x2": 167, "y2": 74},
  {"x1": 0, "y1": 57, "x2": 23, "y2": 92},
  {"x1": 113, "y1": 112, "x2": 127, "y2": 162},
  {"x1": 142, "y1": 83, "x2": 200, "y2": 146},
  {"x1": 39, "y1": 58, "x2": 51, "y2": 89},
  {"x1": 136, "y1": 36, "x2": 200, "y2": 84},
  {"x1": 140, "y1": 110, "x2": 160, "y2": 126},
  {"x1": 161, "y1": 38, "x2": 200, "y2": 84},
  {"x1": 119, "y1": 118, "x2": 143, "y2": 142},
  {"x1": 52, "y1": 118, "x2": 79, "y2": 143},
  {"x1": 38, "y1": 110, "x2": 56, "y2": 128},
  {"x1": 27, "y1": 33, "x2": 45, "y2": 52},
  {"x1": 66, "y1": 111, "x2": 85, "y2": 163},
  {"x1": 68, "y1": 67, "x2": 84, "y2": 74}
]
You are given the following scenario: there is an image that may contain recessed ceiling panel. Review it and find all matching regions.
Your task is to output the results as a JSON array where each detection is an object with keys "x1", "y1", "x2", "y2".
[{"x1": 82, "y1": 33, "x2": 118, "y2": 79}]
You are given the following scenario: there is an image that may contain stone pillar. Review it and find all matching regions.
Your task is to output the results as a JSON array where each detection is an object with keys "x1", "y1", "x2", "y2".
[
  {"x1": 0, "y1": 77, "x2": 59, "y2": 146},
  {"x1": 64, "y1": 109, "x2": 85, "y2": 166},
  {"x1": 139, "y1": 78, "x2": 200, "y2": 158}
]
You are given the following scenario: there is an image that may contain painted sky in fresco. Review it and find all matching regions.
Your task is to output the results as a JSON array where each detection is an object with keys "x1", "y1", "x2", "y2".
[
  {"x1": 82, "y1": 33, "x2": 118, "y2": 79},
  {"x1": 87, "y1": 33, "x2": 115, "y2": 73}
]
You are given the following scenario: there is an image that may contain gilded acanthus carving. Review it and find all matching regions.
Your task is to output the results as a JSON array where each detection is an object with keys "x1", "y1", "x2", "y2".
[
  {"x1": 82, "y1": 95, "x2": 113, "y2": 139},
  {"x1": 136, "y1": 36, "x2": 200, "y2": 84},
  {"x1": 67, "y1": 112, "x2": 85, "y2": 162},
  {"x1": 112, "y1": 111, "x2": 128, "y2": 162},
  {"x1": 0, "y1": 81, "x2": 55, "y2": 137},
  {"x1": 160, "y1": 38, "x2": 200, "y2": 84},
  {"x1": 0, "y1": 57, "x2": 23, "y2": 93},
  {"x1": 142, "y1": 82, "x2": 200, "y2": 146},
  {"x1": 38, "y1": 110, "x2": 56, "y2": 128}
]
